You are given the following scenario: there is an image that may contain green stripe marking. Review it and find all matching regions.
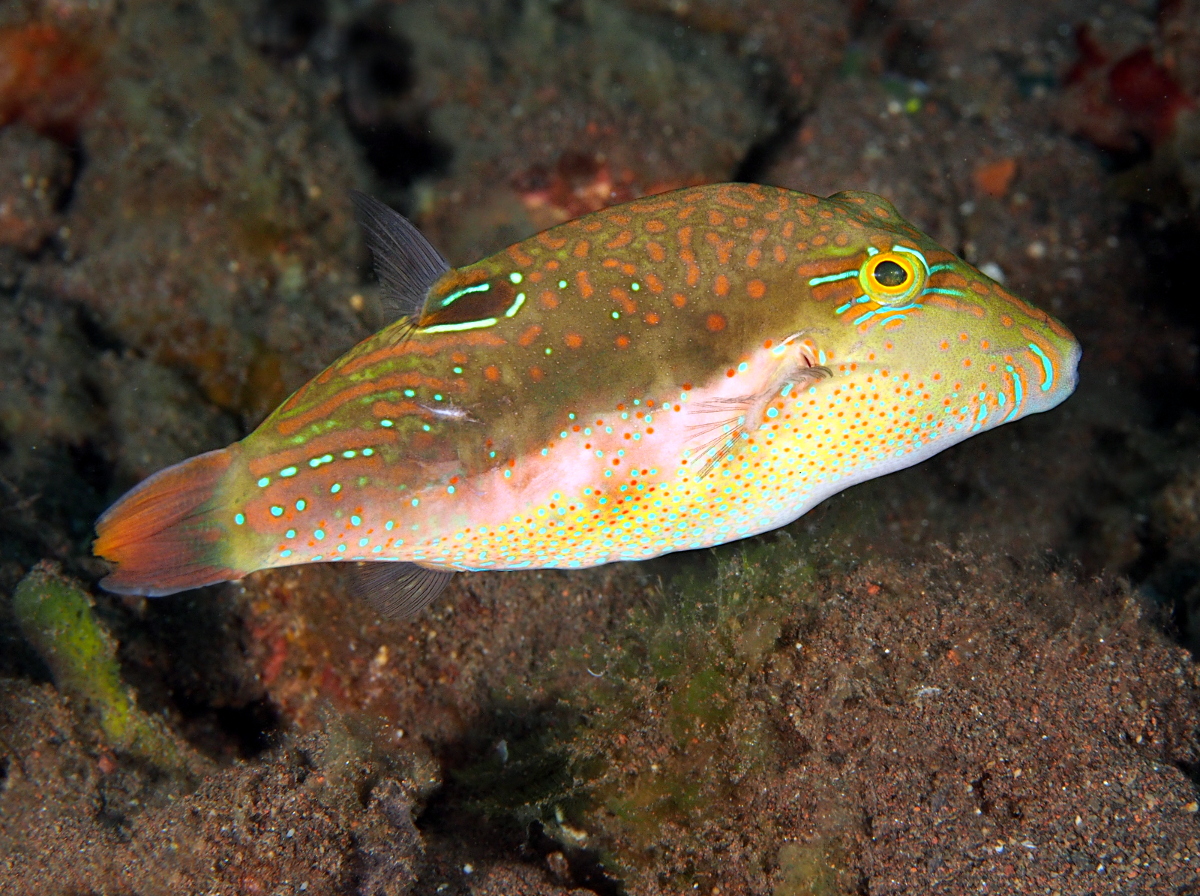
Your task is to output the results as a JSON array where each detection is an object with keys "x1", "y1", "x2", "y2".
[
  {"x1": 440, "y1": 282, "x2": 491, "y2": 308},
  {"x1": 423, "y1": 318, "x2": 499, "y2": 333},
  {"x1": 504, "y1": 292, "x2": 526, "y2": 318},
  {"x1": 1028, "y1": 343, "x2": 1054, "y2": 391},
  {"x1": 808, "y1": 270, "x2": 859, "y2": 286}
]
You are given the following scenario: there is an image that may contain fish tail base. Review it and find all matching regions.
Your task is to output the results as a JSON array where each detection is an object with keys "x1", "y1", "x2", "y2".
[{"x1": 94, "y1": 446, "x2": 243, "y2": 596}]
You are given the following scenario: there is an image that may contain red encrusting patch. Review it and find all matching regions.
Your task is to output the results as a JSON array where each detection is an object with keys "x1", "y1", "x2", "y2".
[{"x1": 0, "y1": 23, "x2": 100, "y2": 140}]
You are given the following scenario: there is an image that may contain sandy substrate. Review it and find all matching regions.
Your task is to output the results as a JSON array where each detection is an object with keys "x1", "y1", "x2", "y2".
[{"x1": 1, "y1": 0, "x2": 1199, "y2": 893}]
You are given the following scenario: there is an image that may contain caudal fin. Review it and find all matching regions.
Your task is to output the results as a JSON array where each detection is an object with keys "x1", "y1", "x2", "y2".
[{"x1": 94, "y1": 447, "x2": 244, "y2": 596}]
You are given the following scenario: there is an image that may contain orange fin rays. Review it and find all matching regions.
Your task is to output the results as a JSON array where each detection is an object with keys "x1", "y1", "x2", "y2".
[{"x1": 94, "y1": 447, "x2": 242, "y2": 596}]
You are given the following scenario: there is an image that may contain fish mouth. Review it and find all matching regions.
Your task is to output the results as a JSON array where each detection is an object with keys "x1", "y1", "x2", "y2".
[{"x1": 1063, "y1": 339, "x2": 1082, "y2": 394}]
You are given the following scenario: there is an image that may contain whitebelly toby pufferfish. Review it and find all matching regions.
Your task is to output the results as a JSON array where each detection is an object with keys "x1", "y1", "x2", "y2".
[{"x1": 95, "y1": 183, "x2": 1080, "y2": 616}]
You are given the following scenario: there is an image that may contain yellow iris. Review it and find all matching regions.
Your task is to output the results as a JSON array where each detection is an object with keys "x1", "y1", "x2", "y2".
[{"x1": 860, "y1": 250, "x2": 926, "y2": 304}]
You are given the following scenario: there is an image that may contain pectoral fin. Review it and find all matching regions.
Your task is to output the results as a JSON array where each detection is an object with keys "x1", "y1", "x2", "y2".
[
  {"x1": 689, "y1": 360, "x2": 831, "y2": 479},
  {"x1": 350, "y1": 561, "x2": 455, "y2": 620}
]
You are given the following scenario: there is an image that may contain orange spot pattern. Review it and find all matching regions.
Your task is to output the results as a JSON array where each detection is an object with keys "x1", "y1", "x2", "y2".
[{"x1": 242, "y1": 182, "x2": 1075, "y2": 580}]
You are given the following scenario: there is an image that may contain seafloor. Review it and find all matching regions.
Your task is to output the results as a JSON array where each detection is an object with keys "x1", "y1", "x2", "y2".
[{"x1": 2, "y1": 0, "x2": 1200, "y2": 893}]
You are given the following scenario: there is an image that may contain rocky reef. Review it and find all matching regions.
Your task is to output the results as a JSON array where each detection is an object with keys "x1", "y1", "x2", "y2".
[{"x1": 2, "y1": 0, "x2": 1200, "y2": 893}]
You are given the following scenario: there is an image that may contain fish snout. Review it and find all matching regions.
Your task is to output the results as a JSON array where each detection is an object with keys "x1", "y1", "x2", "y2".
[
  {"x1": 1036, "y1": 332, "x2": 1081, "y2": 413},
  {"x1": 1062, "y1": 338, "x2": 1082, "y2": 394}
]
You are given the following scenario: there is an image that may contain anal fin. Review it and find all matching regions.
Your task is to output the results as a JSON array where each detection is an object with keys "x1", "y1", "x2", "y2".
[{"x1": 350, "y1": 561, "x2": 455, "y2": 620}]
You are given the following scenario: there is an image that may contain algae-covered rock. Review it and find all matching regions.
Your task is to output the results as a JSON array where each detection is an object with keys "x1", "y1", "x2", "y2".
[{"x1": 12, "y1": 561, "x2": 199, "y2": 777}]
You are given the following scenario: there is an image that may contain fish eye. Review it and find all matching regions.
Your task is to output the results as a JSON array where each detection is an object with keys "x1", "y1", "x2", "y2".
[
  {"x1": 859, "y1": 249, "x2": 926, "y2": 304},
  {"x1": 873, "y1": 260, "x2": 908, "y2": 287}
]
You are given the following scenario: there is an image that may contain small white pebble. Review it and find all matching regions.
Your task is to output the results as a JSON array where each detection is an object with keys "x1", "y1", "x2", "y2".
[
  {"x1": 462, "y1": 864, "x2": 474, "y2": 875},
  {"x1": 980, "y1": 261, "x2": 1006, "y2": 283}
]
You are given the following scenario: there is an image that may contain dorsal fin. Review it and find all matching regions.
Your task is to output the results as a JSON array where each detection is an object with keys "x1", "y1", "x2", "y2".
[
  {"x1": 350, "y1": 561, "x2": 455, "y2": 620},
  {"x1": 351, "y1": 191, "x2": 450, "y2": 322}
]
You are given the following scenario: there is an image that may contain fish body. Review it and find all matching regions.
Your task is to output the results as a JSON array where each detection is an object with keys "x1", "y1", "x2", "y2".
[{"x1": 95, "y1": 184, "x2": 1080, "y2": 613}]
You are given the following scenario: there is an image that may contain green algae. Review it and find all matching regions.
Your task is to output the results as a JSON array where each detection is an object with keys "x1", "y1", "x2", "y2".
[
  {"x1": 565, "y1": 536, "x2": 821, "y2": 883},
  {"x1": 445, "y1": 533, "x2": 834, "y2": 889},
  {"x1": 12, "y1": 562, "x2": 196, "y2": 776},
  {"x1": 774, "y1": 840, "x2": 847, "y2": 896}
]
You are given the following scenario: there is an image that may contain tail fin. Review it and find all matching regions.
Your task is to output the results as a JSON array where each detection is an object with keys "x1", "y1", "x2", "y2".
[{"x1": 94, "y1": 447, "x2": 244, "y2": 596}]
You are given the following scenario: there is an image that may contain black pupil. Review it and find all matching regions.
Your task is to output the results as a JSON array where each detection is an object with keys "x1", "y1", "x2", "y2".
[{"x1": 874, "y1": 260, "x2": 908, "y2": 287}]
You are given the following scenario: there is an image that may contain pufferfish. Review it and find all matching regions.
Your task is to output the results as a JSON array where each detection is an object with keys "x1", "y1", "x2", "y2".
[{"x1": 94, "y1": 183, "x2": 1080, "y2": 617}]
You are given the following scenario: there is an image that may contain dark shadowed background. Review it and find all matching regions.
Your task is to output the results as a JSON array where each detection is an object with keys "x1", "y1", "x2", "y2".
[{"x1": 1, "y1": 0, "x2": 1200, "y2": 893}]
